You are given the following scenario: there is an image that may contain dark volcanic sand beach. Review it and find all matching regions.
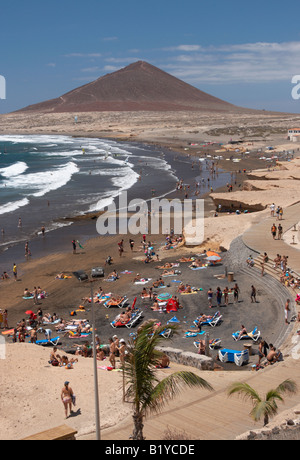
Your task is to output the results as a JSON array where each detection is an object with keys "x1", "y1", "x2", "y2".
[{"x1": 0, "y1": 138, "x2": 289, "y2": 373}]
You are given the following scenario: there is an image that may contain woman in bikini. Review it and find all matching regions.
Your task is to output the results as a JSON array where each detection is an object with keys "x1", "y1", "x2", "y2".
[{"x1": 61, "y1": 381, "x2": 74, "y2": 418}]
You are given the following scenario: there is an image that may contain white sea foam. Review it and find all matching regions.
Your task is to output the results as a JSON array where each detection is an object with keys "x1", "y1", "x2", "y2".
[
  {"x1": 88, "y1": 167, "x2": 140, "y2": 212},
  {"x1": 0, "y1": 198, "x2": 30, "y2": 215},
  {"x1": 1, "y1": 162, "x2": 79, "y2": 198},
  {"x1": 0, "y1": 161, "x2": 28, "y2": 177}
]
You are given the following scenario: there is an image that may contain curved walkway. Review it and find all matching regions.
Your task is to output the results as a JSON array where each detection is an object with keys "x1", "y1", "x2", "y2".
[
  {"x1": 100, "y1": 205, "x2": 300, "y2": 441},
  {"x1": 242, "y1": 201, "x2": 300, "y2": 273}
]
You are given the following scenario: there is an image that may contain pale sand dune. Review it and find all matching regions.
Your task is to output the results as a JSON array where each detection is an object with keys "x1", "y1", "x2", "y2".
[{"x1": 0, "y1": 343, "x2": 131, "y2": 440}]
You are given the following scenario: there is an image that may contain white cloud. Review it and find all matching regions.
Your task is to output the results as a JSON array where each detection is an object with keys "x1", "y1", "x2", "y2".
[
  {"x1": 161, "y1": 41, "x2": 300, "y2": 84},
  {"x1": 64, "y1": 53, "x2": 102, "y2": 58}
]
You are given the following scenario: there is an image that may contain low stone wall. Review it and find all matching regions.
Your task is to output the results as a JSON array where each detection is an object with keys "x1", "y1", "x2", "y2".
[
  {"x1": 237, "y1": 418, "x2": 300, "y2": 440},
  {"x1": 156, "y1": 346, "x2": 214, "y2": 371}
]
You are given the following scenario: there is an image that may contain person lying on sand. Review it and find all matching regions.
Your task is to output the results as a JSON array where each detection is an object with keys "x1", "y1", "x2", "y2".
[
  {"x1": 161, "y1": 269, "x2": 179, "y2": 276},
  {"x1": 156, "y1": 262, "x2": 176, "y2": 269},
  {"x1": 177, "y1": 257, "x2": 194, "y2": 263},
  {"x1": 189, "y1": 259, "x2": 204, "y2": 268},
  {"x1": 107, "y1": 270, "x2": 119, "y2": 280}
]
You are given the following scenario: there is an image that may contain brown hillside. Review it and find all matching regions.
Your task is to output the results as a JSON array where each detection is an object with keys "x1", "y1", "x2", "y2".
[{"x1": 17, "y1": 61, "x2": 251, "y2": 113}]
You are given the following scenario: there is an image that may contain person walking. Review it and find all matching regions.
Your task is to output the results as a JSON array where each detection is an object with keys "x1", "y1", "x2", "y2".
[
  {"x1": 271, "y1": 223, "x2": 277, "y2": 240},
  {"x1": 61, "y1": 381, "x2": 75, "y2": 419},
  {"x1": 277, "y1": 223, "x2": 283, "y2": 240}
]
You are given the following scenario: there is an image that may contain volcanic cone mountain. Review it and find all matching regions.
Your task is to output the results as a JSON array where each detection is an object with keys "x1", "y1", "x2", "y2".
[{"x1": 18, "y1": 61, "x2": 246, "y2": 113}]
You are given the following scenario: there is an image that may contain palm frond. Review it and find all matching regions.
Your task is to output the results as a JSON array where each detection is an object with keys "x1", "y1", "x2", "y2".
[
  {"x1": 142, "y1": 371, "x2": 213, "y2": 416},
  {"x1": 275, "y1": 379, "x2": 298, "y2": 396},
  {"x1": 227, "y1": 382, "x2": 261, "y2": 404},
  {"x1": 250, "y1": 400, "x2": 278, "y2": 422}
]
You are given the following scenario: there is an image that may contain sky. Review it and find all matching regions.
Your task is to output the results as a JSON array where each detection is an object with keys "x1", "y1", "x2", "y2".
[{"x1": 1, "y1": 0, "x2": 300, "y2": 114}]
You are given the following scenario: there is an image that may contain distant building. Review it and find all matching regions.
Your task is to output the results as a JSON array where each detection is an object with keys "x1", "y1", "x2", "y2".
[{"x1": 288, "y1": 128, "x2": 300, "y2": 141}]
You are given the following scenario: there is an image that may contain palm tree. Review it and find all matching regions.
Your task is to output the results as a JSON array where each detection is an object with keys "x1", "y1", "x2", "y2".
[
  {"x1": 227, "y1": 379, "x2": 298, "y2": 426},
  {"x1": 123, "y1": 320, "x2": 213, "y2": 440}
]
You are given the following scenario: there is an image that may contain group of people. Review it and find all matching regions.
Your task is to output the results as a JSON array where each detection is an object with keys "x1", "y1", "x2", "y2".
[
  {"x1": 23, "y1": 286, "x2": 46, "y2": 304},
  {"x1": 270, "y1": 203, "x2": 283, "y2": 220},
  {"x1": 206, "y1": 284, "x2": 240, "y2": 307},
  {"x1": 271, "y1": 222, "x2": 283, "y2": 240}
]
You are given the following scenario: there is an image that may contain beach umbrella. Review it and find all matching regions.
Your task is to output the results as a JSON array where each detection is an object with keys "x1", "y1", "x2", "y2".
[
  {"x1": 131, "y1": 297, "x2": 137, "y2": 310},
  {"x1": 206, "y1": 255, "x2": 222, "y2": 262},
  {"x1": 157, "y1": 293, "x2": 172, "y2": 301},
  {"x1": 206, "y1": 251, "x2": 220, "y2": 257},
  {"x1": 25, "y1": 310, "x2": 34, "y2": 315}
]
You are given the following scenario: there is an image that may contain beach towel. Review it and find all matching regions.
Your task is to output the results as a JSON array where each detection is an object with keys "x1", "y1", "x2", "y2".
[
  {"x1": 184, "y1": 331, "x2": 205, "y2": 338},
  {"x1": 135, "y1": 278, "x2": 152, "y2": 284}
]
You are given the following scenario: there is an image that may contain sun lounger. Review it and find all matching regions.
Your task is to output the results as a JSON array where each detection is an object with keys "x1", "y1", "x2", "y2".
[
  {"x1": 160, "y1": 328, "x2": 173, "y2": 339},
  {"x1": 111, "y1": 309, "x2": 143, "y2": 329},
  {"x1": 232, "y1": 327, "x2": 260, "y2": 342},
  {"x1": 33, "y1": 336, "x2": 60, "y2": 346},
  {"x1": 193, "y1": 311, "x2": 222, "y2": 328},
  {"x1": 193, "y1": 338, "x2": 221, "y2": 350},
  {"x1": 104, "y1": 296, "x2": 128, "y2": 309},
  {"x1": 218, "y1": 348, "x2": 249, "y2": 366},
  {"x1": 125, "y1": 310, "x2": 143, "y2": 328}
]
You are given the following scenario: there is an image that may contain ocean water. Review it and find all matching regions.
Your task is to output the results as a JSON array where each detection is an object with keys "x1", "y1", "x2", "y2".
[
  {"x1": 0, "y1": 134, "x2": 233, "y2": 274},
  {"x1": 0, "y1": 135, "x2": 179, "y2": 264}
]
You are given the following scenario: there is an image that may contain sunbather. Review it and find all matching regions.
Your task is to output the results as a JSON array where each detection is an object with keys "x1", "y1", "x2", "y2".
[{"x1": 237, "y1": 325, "x2": 248, "y2": 340}]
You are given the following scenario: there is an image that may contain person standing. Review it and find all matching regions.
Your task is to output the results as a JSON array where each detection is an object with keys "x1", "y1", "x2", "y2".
[
  {"x1": 250, "y1": 285, "x2": 257, "y2": 303},
  {"x1": 207, "y1": 288, "x2": 213, "y2": 308},
  {"x1": 33, "y1": 287, "x2": 38, "y2": 305},
  {"x1": 72, "y1": 240, "x2": 77, "y2": 254},
  {"x1": 271, "y1": 223, "x2": 277, "y2": 240},
  {"x1": 109, "y1": 337, "x2": 116, "y2": 369},
  {"x1": 233, "y1": 283, "x2": 240, "y2": 303},
  {"x1": 277, "y1": 224, "x2": 283, "y2": 240},
  {"x1": 285, "y1": 299, "x2": 290, "y2": 325},
  {"x1": 3, "y1": 310, "x2": 8, "y2": 329},
  {"x1": 216, "y1": 287, "x2": 222, "y2": 307},
  {"x1": 61, "y1": 381, "x2": 74, "y2": 419},
  {"x1": 223, "y1": 286, "x2": 229, "y2": 306},
  {"x1": 13, "y1": 263, "x2": 17, "y2": 281}
]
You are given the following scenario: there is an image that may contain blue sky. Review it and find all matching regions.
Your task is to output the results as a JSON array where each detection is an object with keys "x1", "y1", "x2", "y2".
[{"x1": 1, "y1": 0, "x2": 300, "y2": 113}]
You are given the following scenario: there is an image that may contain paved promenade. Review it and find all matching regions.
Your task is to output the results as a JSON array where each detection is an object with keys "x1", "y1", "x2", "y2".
[{"x1": 242, "y1": 202, "x2": 300, "y2": 273}]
